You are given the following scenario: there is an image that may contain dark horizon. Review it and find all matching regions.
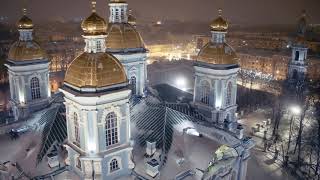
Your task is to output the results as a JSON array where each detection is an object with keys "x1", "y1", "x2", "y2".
[{"x1": 0, "y1": 0, "x2": 319, "y2": 25}]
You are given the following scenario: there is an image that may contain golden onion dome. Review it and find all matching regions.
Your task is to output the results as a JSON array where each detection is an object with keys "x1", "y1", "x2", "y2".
[
  {"x1": 64, "y1": 52, "x2": 127, "y2": 88},
  {"x1": 210, "y1": 9, "x2": 228, "y2": 32},
  {"x1": 17, "y1": 15, "x2": 33, "y2": 29},
  {"x1": 81, "y1": 13, "x2": 107, "y2": 36},
  {"x1": 81, "y1": 2, "x2": 107, "y2": 36},
  {"x1": 197, "y1": 42, "x2": 238, "y2": 65},
  {"x1": 8, "y1": 41, "x2": 47, "y2": 61},
  {"x1": 106, "y1": 23, "x2": 145, "y2": 50}
]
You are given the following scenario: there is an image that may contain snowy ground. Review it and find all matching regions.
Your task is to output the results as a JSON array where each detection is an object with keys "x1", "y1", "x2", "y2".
[
  {"x1": 241, "y1": 110, "x2": 297, "y2": 180},
  {"x1": 0, "y1": 106, "x2": 298, "y2": 180}
]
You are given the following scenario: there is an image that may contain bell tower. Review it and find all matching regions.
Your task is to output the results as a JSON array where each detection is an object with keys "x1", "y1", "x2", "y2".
[{"x1": 288, "y1": 10, "x2": 308, "y2": 83}]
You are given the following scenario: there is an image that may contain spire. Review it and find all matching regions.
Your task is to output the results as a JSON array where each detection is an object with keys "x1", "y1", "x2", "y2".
[
  {"x1": 17, "y1": 0, "x2": 34, "y2": 40},
  {"x1": 297, "y1": 9, "x2": 307, "y2": 37},
  {"x1": 218, "y1": 8, "x2": 222, "y2": 17},
  {"x1": 91, "y1": 0, "x2": 96, "y2": 13},
  {"x1": 22, "y1": 0, "x2": 27, "y2": 15}
]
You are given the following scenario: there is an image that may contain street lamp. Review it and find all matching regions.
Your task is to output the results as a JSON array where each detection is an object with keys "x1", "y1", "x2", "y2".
[
  {"x1": 290, "y1": 105, "x2": 301, "y2": 115},
  {"x1": 284, "y1": 105, "x2": 301, "y2": 166}
]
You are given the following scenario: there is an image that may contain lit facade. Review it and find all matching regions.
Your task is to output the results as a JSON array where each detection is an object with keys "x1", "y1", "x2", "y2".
[
  {"x1": 106, "y1": 0, "x2": 148, "y2": 96},
  {"x1": 192, "y1": 10, "x2": 248, "y2": 180},
  {"x1": 60, "y1": 2, "x2": 134, "y2": 179},
  {"x1": 193, "y1": 10, "x2": 240, "y2": 132},
  {"x1": 5, "y1": 10, "x2": 51, "y2": 121}
]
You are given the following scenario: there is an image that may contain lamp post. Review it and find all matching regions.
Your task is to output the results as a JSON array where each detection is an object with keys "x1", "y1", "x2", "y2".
[{"x1": 284, "y1": 105, "x2": 301, "y2": 166}]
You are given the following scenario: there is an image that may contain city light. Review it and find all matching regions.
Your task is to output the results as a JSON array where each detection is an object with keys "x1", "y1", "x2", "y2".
[
  {"x1": 290, "y1": 105, "x2": 301, "y2": 115},
  {"x1": 175, "y1": 77, "x2": 187, "y2": 91}
]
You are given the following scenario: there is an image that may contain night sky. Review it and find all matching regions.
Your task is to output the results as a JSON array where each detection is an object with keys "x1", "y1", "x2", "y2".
[{"x1": 1, "y1": 0, "x2": 320, "y2": 25}]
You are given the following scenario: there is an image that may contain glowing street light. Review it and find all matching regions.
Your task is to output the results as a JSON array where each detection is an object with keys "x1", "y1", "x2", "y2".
[
  {"x1": 175, "y1": 77, "x2": 187, "y2": 91},
  {"x1": 290, "y1": 105, "x2": 301, "y2": 115}
]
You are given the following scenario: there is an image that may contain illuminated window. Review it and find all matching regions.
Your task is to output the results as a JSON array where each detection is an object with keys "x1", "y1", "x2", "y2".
[
  {"x1": 106, "y1": 112, "x2": 118, "y2": 146},
  {"x1": 110, "y1": 159, "x2": 119, "y2": 172},
  {"x1": 30, "y1": 77, "x2": 41, "y2": 100},
  {"x1": 226, "y1": 82, "x2": 232, "y2": 106},
  {"x1": 74, "y1": 112, "x2": 80, "y2": 146},
  {"x1": 130, "y1": 76, "x2": 136, "y2": 95},
  {"x1": 200, "y1": 80, "x2": 210, "y2": 105}
]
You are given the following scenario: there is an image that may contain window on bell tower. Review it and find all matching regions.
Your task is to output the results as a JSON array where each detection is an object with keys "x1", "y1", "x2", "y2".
[
  {"x1": 30, "y1": 77, "x2": 41, "y2": 100},
  {"x1": 295, "y1": 51, "x2": 299, "y2": 61},
  {"x1": 106, "y1": 112, "x2": 119, "y2": 147}
]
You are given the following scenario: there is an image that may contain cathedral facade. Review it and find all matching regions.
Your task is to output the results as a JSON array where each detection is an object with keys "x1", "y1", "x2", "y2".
[
  {"x1": 60, "y1": 2, "x2": 133, "y2": 179},
  {"x1": 193, "y1": 9, "x2": 242, "y2": 139}
]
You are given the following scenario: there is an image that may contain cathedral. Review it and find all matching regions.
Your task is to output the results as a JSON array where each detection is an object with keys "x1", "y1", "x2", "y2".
[{"x1": 3, "y1": 1, "x2": 259, "y2": 180}]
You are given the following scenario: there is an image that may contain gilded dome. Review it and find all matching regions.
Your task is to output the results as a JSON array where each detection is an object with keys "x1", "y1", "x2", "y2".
[
  {"x1": 81, "y1": 13, "x2": 107, "y2": 36},
  {"x1": 8, "y1": 41, "x2": 47, "y2": 61},
  {"x1": 106, "y1": 23, "x2": 145, "y2": 50},
  {"x1": 64, "y1": 52, "x2": 127, "y2": 88},
  {"x1": 197, "y1": 42, "x2": 238, "y2": 65},
  {"x1": 17, "y1": 15, "x2": 33, "y2": 29},
  {"x1": 210, "y1": 9, "x2": 228, "y2": 32}
]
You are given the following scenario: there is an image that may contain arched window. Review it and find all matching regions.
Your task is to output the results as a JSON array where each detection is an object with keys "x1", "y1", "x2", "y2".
[
  {"x1": 74, "y1": 112, "x2": 80, "y2": 146},
  {"x1": 200, "y1": 81, "x2": 210, "y2": 105},
  {"x1": 30, "y1": 77, "x2": 41, "y2": 100},
  {"x1": 110, "y1": 159, "x2": 119, "y2": 172},
  {"x1": 130, "y1": 76, "x2": 137, "y2": 95},
  {"x1": 226, "y1": 82, "x2": 232, "y2": 106},
  {"x1": 106, "y1": 112, "x2": 118, "y2": 146}
]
